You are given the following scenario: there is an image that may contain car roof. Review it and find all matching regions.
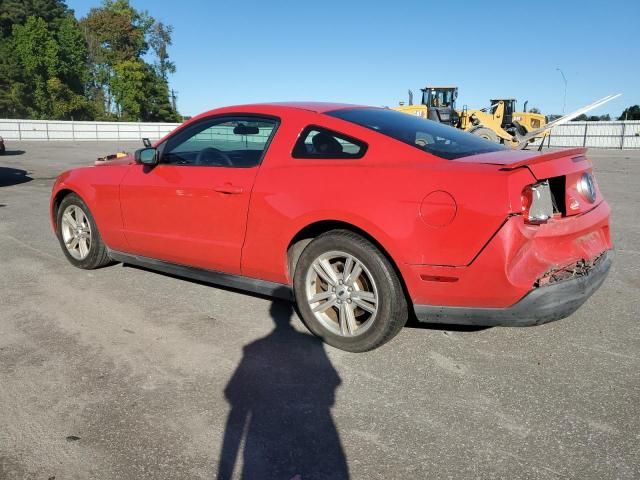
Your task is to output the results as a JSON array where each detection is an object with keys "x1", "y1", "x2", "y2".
[
  {"x1": 156, "y1": 102, "x2": 373, "y2": 146},
  {"x1": 192, "y1": 102, "x2": 368, "y2": 119},
  {"x1": 255, "y1": 102, "x2": 364, "y2": 113}
]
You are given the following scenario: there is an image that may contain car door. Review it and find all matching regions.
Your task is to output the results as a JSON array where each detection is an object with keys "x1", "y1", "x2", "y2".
[{"x1": 119, "y1": 115, "x2": 278, "y2": 275}]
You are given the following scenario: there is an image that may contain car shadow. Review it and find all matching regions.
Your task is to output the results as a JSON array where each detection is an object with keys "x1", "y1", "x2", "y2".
[
  {"x1": 404, "y1": 315, "x2": 490, "y2": 332},
  {"x1": 0, "y1": 167, "x2": 32, "y2": 187},
  {"x1": 216, "y1": 294, "x2": 349, "y2": 480},
  {"x1": 120, "y1": 263, "x2": 290, "y2": 301},
  {"x1": 122, "y1": 263, "x2": 487, "y2": 336},
  {"x1": 1, "y1": 150, "x2": 26, "y2": 156}
]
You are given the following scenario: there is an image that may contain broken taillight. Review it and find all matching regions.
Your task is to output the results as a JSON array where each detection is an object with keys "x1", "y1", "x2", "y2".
[{"x1": 522, "y1": 181, "x2": 554, "y2": 224}]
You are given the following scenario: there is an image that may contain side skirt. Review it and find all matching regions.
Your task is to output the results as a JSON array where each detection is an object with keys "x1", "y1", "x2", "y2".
[{"x1": 108, "y1": 249, "x2": 293, "y2": 300}]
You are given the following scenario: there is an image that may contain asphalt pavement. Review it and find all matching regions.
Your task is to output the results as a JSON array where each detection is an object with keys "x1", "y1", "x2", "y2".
[{"x1": 1, "y1": 142, "x2": 638, "y2": 479}]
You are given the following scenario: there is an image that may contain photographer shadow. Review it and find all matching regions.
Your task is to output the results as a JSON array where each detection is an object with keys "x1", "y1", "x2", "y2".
[{"x1": 216, "y1": 296, "x2": 349, "y2": 480}]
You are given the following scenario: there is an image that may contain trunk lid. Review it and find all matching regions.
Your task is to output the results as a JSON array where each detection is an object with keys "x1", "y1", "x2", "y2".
[{"x1": 458, "y1": 147, "x2": 602, "y2": 218}]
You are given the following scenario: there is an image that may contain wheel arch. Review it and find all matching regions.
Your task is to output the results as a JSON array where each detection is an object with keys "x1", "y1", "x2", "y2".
[
  {"x1": 51, "y1": 188, "x2": 77, "y2": 230},
  {"x1": 285, "y1": 220, "x2": 411, "y2": 302}
]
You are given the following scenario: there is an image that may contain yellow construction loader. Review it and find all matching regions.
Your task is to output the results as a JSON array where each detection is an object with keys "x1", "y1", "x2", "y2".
[{"x1": 394, "y1": 86, "x2": 547, "y2": 148}]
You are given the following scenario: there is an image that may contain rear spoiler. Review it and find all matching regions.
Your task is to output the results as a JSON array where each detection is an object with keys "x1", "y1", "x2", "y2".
[{"x1": 500, "y1": 148, "x2": 587, "y2": 170}]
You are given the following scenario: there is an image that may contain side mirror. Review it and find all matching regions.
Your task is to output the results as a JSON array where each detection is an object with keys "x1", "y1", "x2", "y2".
[{"x1": 135, "y1": 147, "x2": 158, "y2": 166}]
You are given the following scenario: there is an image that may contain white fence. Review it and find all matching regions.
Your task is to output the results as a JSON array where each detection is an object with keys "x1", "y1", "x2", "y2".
[
  {"x1": 1, "y1": 118, "x2": 640, "y2": 149},
  {"x1": 0, "y1": 119, "x2": 180, "y2": 141},
  {"x1": 530, "y1": 121, "x2": 640, "y2": 149}
]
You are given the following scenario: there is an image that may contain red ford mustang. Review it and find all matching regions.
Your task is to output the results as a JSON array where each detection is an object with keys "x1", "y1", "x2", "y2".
[{"x1": 50, "y1": 103, "x2": 612, "y2": 352}]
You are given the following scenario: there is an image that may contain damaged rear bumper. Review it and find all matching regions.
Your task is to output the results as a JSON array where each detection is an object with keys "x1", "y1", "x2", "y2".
[{"x1": 414, "y1": 250, "x2": 612, "y2": 327}]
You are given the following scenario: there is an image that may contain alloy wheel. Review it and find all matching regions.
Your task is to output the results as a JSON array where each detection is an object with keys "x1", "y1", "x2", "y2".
[
  {"x1": 60, "y1": 205, "x2": 92, "y2": 260},
  {"x1": 304, "y1": 250, "x2": 379, "y2": 337}
]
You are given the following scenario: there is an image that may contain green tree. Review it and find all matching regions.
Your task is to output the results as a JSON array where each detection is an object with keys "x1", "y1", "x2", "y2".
[
  {"x1": 144, "y1": 70, "x2": 180, "y2": 122},
  {"x1": 110, "y1": 58, "x2": 148, "y2": 120},
  {"x1": 0, "y1": 0, "x2": 178, "y2": 121},
  {"x1": 1, "y1": 0, "x2": 91, "y2": 119},
  {"x1": 12, "y1": 15, "x2": 90, "y2": 119},
  {"x1": 619, "y1": 105, "x2": 640, "y2": 120},
  {"x1": 147, "y1": 20, "x2": 179, "y2": 122},
  {"x1": 110, "y1": 59, "x2": 179, "y2": 122},
  {"x1": 80, "y1": 4, "x2": 147, "y2": 65},
  {"x1": 0, "y1": 0, "x2": 71, "y2": 38},
  {"x1": 57, "y1": 16, "x2": 89, "y2": 92},
  {"x1": 79, "y1": 0, "x2": 179, "y2": 121},
  {"x1": 12, "y1": 16, "x2": 59, "y2": 117},
  {"x1": 148, "y1": 21, "x2": 175, "y2": 82},
  {"x1": 0, "y1": 34, "x2": 28, "y2": 117}
]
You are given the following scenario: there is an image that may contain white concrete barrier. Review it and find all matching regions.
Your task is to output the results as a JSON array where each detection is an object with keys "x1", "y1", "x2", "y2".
[
  {"x1": 1, "y1": 118, "x2": 639, "y2": 149},
  {"x1": 0, "y1": 119, "x2": 180, "y2": 141},
  {"x1": 527, "y1": 121, "x2": 640, "y2": 149}
]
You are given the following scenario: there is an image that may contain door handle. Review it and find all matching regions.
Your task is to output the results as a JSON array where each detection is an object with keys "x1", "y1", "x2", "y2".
[{"x1": 214, "y1": 184, "x2": 243, "y2": 195}]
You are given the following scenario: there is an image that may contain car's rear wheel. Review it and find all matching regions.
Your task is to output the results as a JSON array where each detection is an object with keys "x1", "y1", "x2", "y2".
[
  {"x1": 56, "y1": 193, "x2": 111, "y2": 269},
  {"x1": 293, "y1": 230, "x2": 408, "y2": 352}
]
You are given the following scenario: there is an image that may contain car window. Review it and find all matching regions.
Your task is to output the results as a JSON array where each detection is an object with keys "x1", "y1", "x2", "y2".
[
  {"x1": 292, "y1": 126, "x2": 366, "y2": 159},
  {"x1": 162, "y1": 116, "x2": 278, "y2": 167},
  {"x1": 325, "y1": 107, "x2": 505, "y2": 160}
]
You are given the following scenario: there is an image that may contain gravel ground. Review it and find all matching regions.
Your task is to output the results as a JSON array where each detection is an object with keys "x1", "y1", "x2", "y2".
[{"x1": 0, "y1": 142, "x2": 638, "y2": 480}]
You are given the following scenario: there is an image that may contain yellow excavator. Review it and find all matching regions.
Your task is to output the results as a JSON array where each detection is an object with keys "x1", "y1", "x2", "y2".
[{"x1": 394, "y1": 86, "x2": 547, "y2": 148}]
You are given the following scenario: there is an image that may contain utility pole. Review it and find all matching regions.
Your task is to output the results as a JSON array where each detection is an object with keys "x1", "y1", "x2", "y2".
[
  {"x1": 171, "y1": 89, "x2": 178, "y2": 113},
  {"x1": 556, "y1": 68, "x2": 567, "y2": 114}
]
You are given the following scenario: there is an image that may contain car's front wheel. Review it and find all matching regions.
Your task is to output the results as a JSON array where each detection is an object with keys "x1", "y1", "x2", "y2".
[
  {"x1": 56, "y1": 193, "x2": 112, "y2": 269},
  {"x1": 293, "y1": 230, "x2": 408, "y2": 352}
]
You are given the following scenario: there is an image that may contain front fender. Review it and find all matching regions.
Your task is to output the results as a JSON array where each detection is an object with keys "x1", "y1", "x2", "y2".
[{"x1": 49, "y1": 166, "x2": 130, "y2": 251}]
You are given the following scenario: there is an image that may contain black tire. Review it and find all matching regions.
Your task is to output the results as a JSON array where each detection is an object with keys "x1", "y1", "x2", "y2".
[
  {"x1": 56, "y1": 193, "x2": 112, "y2": 269},
  {"x1": 293, "y1": 230, "x2": 408, "y2": 352},
  {"x1": 471, "y1": 127, "x2": 499, "y2": 143}
]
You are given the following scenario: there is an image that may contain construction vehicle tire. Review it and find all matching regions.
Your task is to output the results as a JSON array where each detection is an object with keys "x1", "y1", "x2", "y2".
[{"x1": 470, "y1": 127, "x2": 499, "y2": 143}]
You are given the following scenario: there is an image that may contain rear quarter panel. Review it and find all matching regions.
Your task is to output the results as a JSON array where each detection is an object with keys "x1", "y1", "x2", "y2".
[{"x1": 240, "y1": 112, "x2": 529, "y2": 284}]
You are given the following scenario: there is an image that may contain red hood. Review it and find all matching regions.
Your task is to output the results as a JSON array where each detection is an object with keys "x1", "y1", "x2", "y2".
[{"x1": 94, "y1": 155, "x2": 135, "y2": 166}]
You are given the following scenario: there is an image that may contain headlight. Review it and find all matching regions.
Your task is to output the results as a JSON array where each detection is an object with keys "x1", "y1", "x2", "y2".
[{"x1": 577, "y1": 172, "x2": 596, "y2": 203}]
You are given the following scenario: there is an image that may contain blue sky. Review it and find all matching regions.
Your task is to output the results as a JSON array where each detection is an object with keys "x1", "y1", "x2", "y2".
[{"x1": 66, "y1": 0, "x2": 638, "y2": 118}]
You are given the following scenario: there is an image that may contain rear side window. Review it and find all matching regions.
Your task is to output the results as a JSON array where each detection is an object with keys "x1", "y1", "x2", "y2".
[
  {"x1": 326, "y1": 107, "x2": 505, "y2": 160},
  {"x1": 292, "y1": 126, "x2": 367, "y2": 159}
]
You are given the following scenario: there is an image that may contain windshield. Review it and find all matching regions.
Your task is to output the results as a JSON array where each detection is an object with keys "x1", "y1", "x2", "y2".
[
  {"x1": 326, "y1": 107, "x2": 506, "y2": 160},
  {"x1": 423, "y1": 89, "x2": 455, "y2": 108}
]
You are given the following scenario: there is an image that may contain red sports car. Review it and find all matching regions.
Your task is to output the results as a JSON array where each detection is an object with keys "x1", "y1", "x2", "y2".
[{"x1": 50, "y1": 103, "x2": 612, "y2": 352}]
